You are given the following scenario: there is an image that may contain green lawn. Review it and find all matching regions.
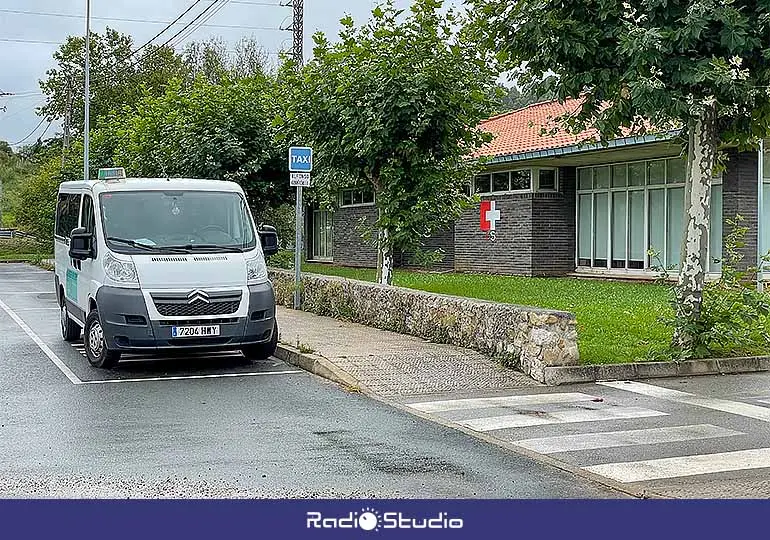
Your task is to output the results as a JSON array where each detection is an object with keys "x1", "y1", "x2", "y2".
[{"x1": 301, "y1": 263, "x2": 672, "y2": 365}]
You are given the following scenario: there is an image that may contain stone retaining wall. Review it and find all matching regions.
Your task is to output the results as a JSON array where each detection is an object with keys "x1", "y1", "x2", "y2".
[{"x1": 269, "y1": 269, "x2": 579, "y2": 382}]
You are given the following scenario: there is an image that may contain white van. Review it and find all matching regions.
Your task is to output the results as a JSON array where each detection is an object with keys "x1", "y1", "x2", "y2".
[{"x1": 54, "y1": 170, "x2": 280, "y2": 369}]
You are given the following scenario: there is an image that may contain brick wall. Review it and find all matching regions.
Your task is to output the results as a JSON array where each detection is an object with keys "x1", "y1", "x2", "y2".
[
  {"x1": 398, "y1": 224, "x2": 455, "y2": 271},
  {"x1": 332, "y1": 205, "x2": 378, "y2": 267},
  {"x1": 454, "y1": 194, "x2": 534, "y2": 275},
  {"x1": 531, "y1": 167, "x2": 577, "y2": 276},
  {"x1": 722, "y1": 150, "x2": 759, "y2": 269}
]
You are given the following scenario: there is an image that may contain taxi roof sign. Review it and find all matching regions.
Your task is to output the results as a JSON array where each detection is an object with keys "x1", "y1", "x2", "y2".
[{"x1": 98, "y1": 167, "x2": 126, "y2": 181}]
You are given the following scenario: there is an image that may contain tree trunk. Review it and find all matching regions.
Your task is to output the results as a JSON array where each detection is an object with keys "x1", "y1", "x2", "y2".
[
  {"x1": 674, "y1": 106, "x2": 718, "y2": 349},
  {"x1": 378, "y1": 225, "x2": 394, "y2": 285}
]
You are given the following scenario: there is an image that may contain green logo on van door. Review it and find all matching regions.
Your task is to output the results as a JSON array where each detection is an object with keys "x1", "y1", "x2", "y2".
[{"x1": 66, "y1": 269, "x2": 78, "y2": 299}]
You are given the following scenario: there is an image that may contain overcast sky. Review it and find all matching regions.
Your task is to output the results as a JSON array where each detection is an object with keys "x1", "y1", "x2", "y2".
[{"x1": 0, "y1": 0, "x2": 438, "y2": 147}]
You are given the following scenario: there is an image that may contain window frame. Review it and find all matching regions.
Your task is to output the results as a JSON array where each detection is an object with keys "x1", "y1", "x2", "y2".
[
  {"x1": 575, "y1": 157, "x2": 723, "y2": 273},
  {"x1": 473, "y1": 167, "x2": 553, "y2": 195},
  {"x1": 339, "y1": 188, "x2": 375, "y2": 208},
  {"x1": 55, "y1": 192, "x2": 83, "y2": 240}
]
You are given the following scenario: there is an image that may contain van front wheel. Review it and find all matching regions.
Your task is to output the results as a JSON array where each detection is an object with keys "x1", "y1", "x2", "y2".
[
  {"x1": 84, "y1": 310, "x2": 121, "y2": 369},
  {"x1": 241, "y1": 320, "x2": 278, "y2": 362}
]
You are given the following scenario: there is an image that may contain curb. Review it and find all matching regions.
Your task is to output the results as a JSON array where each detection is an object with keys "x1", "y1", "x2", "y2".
[
  {"x1": 274, "y1": 343, "x2": 365, "y2": 392},
  {"x1": 544, "y1": 356, "x2": 770, "y2": 385},
  {"x1": 273, "y1": 340, "x2": 658, "y2": 500}
]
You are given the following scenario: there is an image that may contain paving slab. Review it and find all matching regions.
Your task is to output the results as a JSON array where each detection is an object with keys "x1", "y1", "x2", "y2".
[{"x1": 275, "y1": 306, "x2": 539, "y2": 397}]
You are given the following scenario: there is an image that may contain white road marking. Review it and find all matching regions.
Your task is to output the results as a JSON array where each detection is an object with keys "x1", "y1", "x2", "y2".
[
  {"x1": 584, "y1": 448, "x2": 770, "y2": 483},
  {"x1": 757, "y1": 399, "x2": 770, "y2": 406},
  {"x1": 80, "y1": 370, "x2": 303, "y2": 385},
  {"x1": 5, "y1": 307, "x2": 60, "y2": 311},
  {"x1": 514, "y1": 424, "x2": 742, "y2": 454},
  {"x1": 458, "y1": 406, "x2": 667, "y2": 431},
  {"x1": 0, "y1": 297, "x2": 83, "y2": 385},
  {"x1": 407, "y1": 392, "x2": 598, "y2": 413},
  {"x1": 601, "y1": 381, "x2": 770, "y2": 423},
  {"x1": 0, "y1": 291, "x2": 56, "y2": 295}
]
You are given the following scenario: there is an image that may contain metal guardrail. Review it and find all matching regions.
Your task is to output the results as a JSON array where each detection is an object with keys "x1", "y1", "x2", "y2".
[{"x1": 0, "y1": 229, "x2": 35, "y2": 240}]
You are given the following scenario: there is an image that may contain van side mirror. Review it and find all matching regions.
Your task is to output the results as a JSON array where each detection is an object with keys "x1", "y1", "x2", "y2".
[
  {"x1": 69, "y1": 228, "x2": 95, "y2": 260},
  {"x1": 258, "y1": 225, "x2": 279, "y2": 257}
]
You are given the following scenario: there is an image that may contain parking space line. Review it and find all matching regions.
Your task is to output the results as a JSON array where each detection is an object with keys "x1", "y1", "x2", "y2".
[
  {"x1": 80, "y1": 370, "x2": 303, "y2": 385},
  {"x1": 0, "y1": 297, "x2": 83, "y2": 385}
]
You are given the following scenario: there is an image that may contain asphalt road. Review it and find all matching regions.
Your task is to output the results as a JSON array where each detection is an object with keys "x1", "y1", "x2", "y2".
[{"x1": 0, "y1": 263, "x2": 617, "y2": 498}]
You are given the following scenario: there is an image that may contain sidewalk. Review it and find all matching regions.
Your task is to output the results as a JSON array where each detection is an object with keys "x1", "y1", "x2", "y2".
[{"x1": 275, "y1": 306, "x2": 539, "y2": 397}]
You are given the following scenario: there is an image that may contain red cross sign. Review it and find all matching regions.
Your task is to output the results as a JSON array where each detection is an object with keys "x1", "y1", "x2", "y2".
[{"x1": 480, "y1": 200, "x2": 500, "y2": 232}]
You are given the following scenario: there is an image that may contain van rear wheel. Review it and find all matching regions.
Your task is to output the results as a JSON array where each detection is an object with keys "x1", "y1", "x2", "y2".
[
  {"x1": 84, "y1": 309, "x2": 121, "y2": 369},
  {"x1": 241, "y1": 320, "x2": 278, "y2": 362},
  {"x1": 60, "y1": 298, "x2": 81, "y2": 342}
]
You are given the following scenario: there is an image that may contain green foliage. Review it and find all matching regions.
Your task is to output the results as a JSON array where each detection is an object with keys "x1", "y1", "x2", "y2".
[
  {"x1": 651, "y1": 216, "x2": 770, "y2": 360},
  {"x1": 0, "y1": 237, "x2": 51, "y2": 259},
  {"x1": 406, "y1": 247, "x2": 445, "y2": 269},
  {"x1": 470, "y1": 0, "x2": 770, "y2": 148},
  {"x1": 255, "y1": 204, "x2": 295, "y2": 249},
  {"x1": 266, "y1": 249, "x2": 296, "y2": 270},
  {"x1": 12, "y1": 157, "x2": 63, "y2": 245},
  {"x1": 283, "y1": 0, "x2": 498, "y2": 276},
  {"x1": 497, "y1": 85, "x2": 556, "y2": 114},
  {"x1": 0, "y1": 144, "x2": 37, "y2": 227},
  {"x1": 95, "y1": 75, "x2": 290, "y2": 212}
]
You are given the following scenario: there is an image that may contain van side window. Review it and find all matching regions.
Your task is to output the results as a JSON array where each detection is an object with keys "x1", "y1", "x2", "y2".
[
  {"x1": 55, "y1": 194, "x2": 81, "y2": 239},
  {"x1": 81, "y1": 195, "x2": 96, "y2": 234}
]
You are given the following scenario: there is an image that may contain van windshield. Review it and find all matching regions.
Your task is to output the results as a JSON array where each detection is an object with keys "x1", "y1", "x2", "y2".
[{"x1": 99, "y1": 190, "x2": 257, "y2": 254}]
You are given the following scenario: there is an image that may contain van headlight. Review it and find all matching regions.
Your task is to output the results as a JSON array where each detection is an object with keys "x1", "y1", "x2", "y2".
[
  {"x1": 104, "y1": 252, "x2": 138, "y2": 283},
  {"x1": 246, "y1": 250, "x2": 268, "y2": 284}
]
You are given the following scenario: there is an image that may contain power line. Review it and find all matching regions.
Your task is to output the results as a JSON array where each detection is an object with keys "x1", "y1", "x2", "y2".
[
  {"x1": 11, "y1": 117, "x2": 47, "y2": 146},
  {"x1": 0, "y1": 38, "x2": 61, "y2": 45},
  {"x1": 129, "y1": 0, "x2": 205, "y2": 58},
  {"x1": 0, "y1": 8, "x2": 283, "y2": 32}
]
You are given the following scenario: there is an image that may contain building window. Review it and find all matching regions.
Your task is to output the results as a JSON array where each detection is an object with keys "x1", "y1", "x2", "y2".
[
  {"x1": 474, "y1": 175, "x2": 491, "y2": 194},
  {"x1": 311, "y1": 210, "x2": 333, "y2": 261},
  {"x1": 577, "y1": 157, "x2": 722, "y2": 272},
  {"x1": 340, "y1": 188, "x2": 375, "y2": 207},
  {"x1": 538, "y1": 168, "x2": 557, "y2": 191}
]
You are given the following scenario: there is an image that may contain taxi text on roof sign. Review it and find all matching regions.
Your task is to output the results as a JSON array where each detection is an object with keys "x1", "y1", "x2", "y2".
[{"x1": 97, "y1": 167, "x2": 126, "y2": 181}]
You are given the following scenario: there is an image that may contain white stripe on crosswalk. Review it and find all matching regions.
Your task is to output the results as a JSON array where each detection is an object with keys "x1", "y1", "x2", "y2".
[
  {"x1": 513, "y1": 424, "x2": 741, "y2": 454},
  {"x1": 584, "y1": 447, "x2": 770, "y2": 483},
  {"x1": 407, "y1": 392, "x2": 598, "y2": 413},
  {"x1": 601, "y1": 381, "x2": 770, "y2": 423},
  {"x1": 458, "y1": 406, "x2": 667, "y2": 431}
]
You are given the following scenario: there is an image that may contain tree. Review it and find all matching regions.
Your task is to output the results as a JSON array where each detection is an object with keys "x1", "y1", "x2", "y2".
[
  {"x1": 471, "y1": 0, "x2": 770, "y2": 351},
  {"x1": 284, "y1": 0, "x2": 497, "y2": 284},
  {"x1": 96, "y1": 75, "x2": 290, "y2": 213},
  {"x1": 497, "y1": 84, "x2": 556, "y2": 113},
  {"x1": 182, "y1": 37, "x2": 270, "y2": 84},
  {"x1": 39, "y1": 28, "x2": 186, "y2": 134}
]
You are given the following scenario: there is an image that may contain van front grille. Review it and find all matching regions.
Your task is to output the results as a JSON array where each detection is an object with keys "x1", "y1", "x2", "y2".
[{"x1": 154, "y1": 300, "x2": 240, "y2": 317}]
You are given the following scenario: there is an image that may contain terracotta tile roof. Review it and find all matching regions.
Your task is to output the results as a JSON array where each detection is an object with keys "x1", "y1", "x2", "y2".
[{"x1": 474, "y1": 97, "x2": 650, "y2": 159}]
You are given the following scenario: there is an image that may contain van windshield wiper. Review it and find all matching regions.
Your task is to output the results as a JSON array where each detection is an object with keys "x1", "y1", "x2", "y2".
[
  {"x1": 163, "y1": 244, "x2": 246, "y2": 254},
  {"x1": 107, "y1": 237, "x2": 189, "y2": 254}
]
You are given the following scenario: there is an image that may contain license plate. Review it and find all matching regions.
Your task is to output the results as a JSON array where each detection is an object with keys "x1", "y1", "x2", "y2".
[{"x1": 172, "y1": 325, "x2": 221, "y2": 338}]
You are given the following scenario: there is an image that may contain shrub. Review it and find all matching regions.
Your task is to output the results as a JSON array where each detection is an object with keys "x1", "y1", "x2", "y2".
[
  {"x1": 254, "y1": 204, "x2": 295, "y2": 250},
  {"x1": 651, "y1": 215, "x2": 770, "y2": 360},
  {"x1": 0, "y1": 237, "x2": 51, "y2": 258},
  {"x1": 12, "y1": 158, "x2": 62, "y2": 248},
  {"x1": 267, "y1": 249, "x2": 295, "y2": 269}
]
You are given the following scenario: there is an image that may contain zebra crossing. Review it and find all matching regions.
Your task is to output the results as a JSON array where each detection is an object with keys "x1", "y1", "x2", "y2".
[{"x1": 404, "y1": 383, "x2": 770, "y2": 488}]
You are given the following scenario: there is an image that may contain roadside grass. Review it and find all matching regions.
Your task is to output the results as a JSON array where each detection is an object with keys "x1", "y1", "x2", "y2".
[
  {"x1": 0, "y1": 237, "x2": 52, "y2": 262},
  {"x1": 300, "y1": 262, "x2": 672, "y2": 365}
]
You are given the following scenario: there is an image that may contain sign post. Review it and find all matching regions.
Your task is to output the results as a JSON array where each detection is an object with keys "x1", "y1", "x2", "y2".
[{"x1": 289, "y1": 146, "x2": 313, "y2": 309}]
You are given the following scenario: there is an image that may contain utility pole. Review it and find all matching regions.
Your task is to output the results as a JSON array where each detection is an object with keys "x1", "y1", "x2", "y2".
[
  {"x1": 292, "y1": 0, "x2": 304, "y2": 310},
  {"x1": 83, "y1": 0, "x2": 91, "y2": 182},
  {"x1": 759, "y1": 139, "x2": 765, "y2": 293}
]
